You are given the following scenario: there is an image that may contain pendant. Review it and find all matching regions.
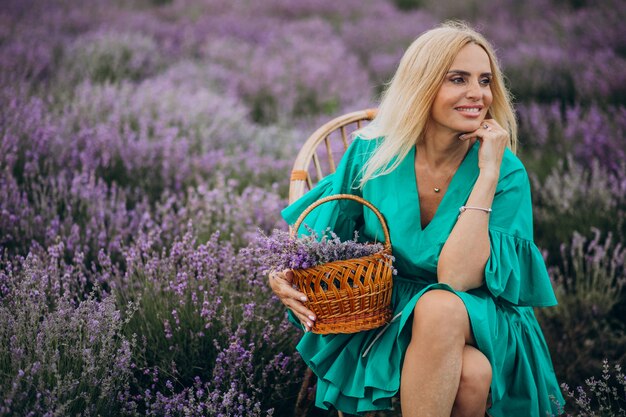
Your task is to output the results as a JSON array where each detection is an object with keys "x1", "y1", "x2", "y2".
[{"x1": 433, "y1": 187, "x2": 441, "y2": 193}]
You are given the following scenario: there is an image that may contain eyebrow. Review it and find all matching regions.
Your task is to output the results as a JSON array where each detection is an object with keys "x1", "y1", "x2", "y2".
[{"x1": 447, "y1": 70, "x2": 493, "y2": 77}]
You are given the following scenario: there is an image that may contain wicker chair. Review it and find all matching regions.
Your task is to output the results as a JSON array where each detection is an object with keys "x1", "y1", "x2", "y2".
[
  {"x1": 289, "y1": 108, "x2": 378, "y2": 206},
  {"x1": 289, "y1": 109, "x2": 378, "y2": 417}
]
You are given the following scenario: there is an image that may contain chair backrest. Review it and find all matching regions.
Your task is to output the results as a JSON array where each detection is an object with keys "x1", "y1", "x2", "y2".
[{"x1": 289, "y1": 108, "x2": 378, "y2": 204}]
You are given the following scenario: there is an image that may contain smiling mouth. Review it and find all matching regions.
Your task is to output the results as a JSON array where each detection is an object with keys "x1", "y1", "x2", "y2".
[{"x1": 455, "y1": 107, "x2": 482, "y2": 113}]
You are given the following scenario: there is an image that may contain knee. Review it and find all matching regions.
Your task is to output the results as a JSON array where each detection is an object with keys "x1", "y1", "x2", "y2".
[{"x1": 412, "y1": 290, "x2": 468, "y2": 335}]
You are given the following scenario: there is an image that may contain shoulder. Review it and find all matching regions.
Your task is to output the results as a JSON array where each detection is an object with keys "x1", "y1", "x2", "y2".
[
  {"x1": 348, "y1": 135, "x2": 383, "y2": 161},
  {"x1": 352, "y1": 135, "x2": 383, "y2": 150}
]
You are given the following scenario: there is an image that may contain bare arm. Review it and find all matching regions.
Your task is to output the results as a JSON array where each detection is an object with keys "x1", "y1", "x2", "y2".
[{"x1": 437, "y1": 119, "x2": 508, "y2": 292}]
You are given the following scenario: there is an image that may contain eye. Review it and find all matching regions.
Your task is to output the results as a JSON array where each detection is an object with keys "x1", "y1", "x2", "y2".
[
  {"x1": 480, "y1": 77, "x2": 492, "y2": 86},
  {"x1": 450, "y1": 76, "x2": 465, "y2": 84}
]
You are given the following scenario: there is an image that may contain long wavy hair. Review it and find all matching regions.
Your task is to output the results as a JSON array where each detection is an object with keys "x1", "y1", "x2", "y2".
[{"x1": 356, "y1": 21, "x2": 517, "y2": 188}]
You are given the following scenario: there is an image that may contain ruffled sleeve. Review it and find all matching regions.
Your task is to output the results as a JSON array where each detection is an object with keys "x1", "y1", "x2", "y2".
[
  {"x1": 485, "y1": 230, "x2": 557, "y2": 306},
  {"x1": 483, "y1": 154, "x2": 557, "y2": 307},
  {"x1": 281, "y1": 137, "x2": 375, "y2": 241}
]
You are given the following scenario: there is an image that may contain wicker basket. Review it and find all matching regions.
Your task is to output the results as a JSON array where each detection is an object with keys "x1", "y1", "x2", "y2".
[{"x1": 290, "y1": 194, "x2": 393, "y2": 334}]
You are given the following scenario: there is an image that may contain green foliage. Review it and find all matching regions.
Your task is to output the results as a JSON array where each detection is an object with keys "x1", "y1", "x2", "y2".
[{"x1": 393, "y1": 0, "x2": 422, "y2": 11}]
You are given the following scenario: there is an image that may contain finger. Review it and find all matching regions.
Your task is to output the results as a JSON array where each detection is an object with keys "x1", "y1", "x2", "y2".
[
  {"x1": 479, "y1": 121, "x2": 509, "y2": 147},
  {"x1": 481, "y1": 118, "x2": 502, "y2": 128},
  {"x1": 460, "y1": 120, "x2": 496, "y2": 141},
  {"x1": 283, "y1": 269, "x2": 294, "y2": 283},
  {"x1": 459, "y1": 130, "x2": 485, "y2": 141},
  {"x1": 279, "y1": 282, "x2": 309, "y2": 303},
  {"x1": 459, "y1": 127, "x2": 485, "y2": 140},
  {"x1": 270, "y1": 271, "x2": 306, "y2": 300},
  {"x1": 269, "y1": 269, "x2": 292, "y2": 281},
  {"x1": 272, "y1": 268, "x2": 295, "y2": 283},
  {"x1": 270, "y1": 272, "x2": 316, "y2": 333},
  {"x1": 482, "y1": 119, "x2": 509, "y2": 137},
  {"x1": 289, "y1": 308, "x2": 311, "y2": 332},
  {"x1": 285, "y1": 297, "x2": 316, "y2": 322},
  {"x1": 460, "y1": 134, "x2": 479, "y2": 147},
  {"x1": 290, "y1": 309, "x2": 314, "y2": 331}
]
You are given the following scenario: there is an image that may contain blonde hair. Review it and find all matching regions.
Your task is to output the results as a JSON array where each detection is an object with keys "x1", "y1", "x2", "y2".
[{"x1": 356, "y1": 21, "x2": 517, "y2": 187}]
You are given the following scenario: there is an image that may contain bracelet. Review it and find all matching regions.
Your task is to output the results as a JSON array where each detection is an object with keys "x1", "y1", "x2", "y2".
[{"x1": 458, "y1": 205, "x2": 492, "y2": 217}]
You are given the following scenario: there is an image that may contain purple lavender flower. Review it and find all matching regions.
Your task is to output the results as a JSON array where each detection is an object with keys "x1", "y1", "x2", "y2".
[{"x1": 253, "y1": 227, "x2": 393, "y2": 273}]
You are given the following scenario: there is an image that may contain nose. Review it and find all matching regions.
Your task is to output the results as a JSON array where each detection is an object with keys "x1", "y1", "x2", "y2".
[{"x1": 466, "y1": 79, "x2": 482, "y2": 100}]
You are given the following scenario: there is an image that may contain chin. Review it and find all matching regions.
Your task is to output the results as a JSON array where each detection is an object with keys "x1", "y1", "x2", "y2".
[{"x1": 455, "y1": 122, "x2": 482, "y2": 134}]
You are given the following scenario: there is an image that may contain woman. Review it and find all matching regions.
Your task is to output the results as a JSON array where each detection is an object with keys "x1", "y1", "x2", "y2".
[{"x1": 269, "y1": 21, "x2": 564, "y2": 417}]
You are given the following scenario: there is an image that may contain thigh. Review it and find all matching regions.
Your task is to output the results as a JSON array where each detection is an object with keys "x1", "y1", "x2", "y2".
[{"x1": 412, "y1": 289, "x2": 476, "y2": 346}]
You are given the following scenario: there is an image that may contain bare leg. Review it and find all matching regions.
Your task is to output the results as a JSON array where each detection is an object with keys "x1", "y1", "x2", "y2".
[
  {"x1": 400, "y1": 290, "x2": 474, "y2": 417},
  {"x1": 451, "y1": 345, "x2": 492, "y2": 417}
]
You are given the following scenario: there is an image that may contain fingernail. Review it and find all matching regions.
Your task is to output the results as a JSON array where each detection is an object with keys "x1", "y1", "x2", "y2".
[
  {"x1": 300, "y1": 296, "x2": 307, "y2": 302},
  {"x1": 307, "y1": 321, "x2": 312, "y2": 327},
  {"x1": 459, "y1": 134, "x2": 466, "y2": 140},
  {"x1": 308, "y1": 315, "x2": 316, "y2": 321}
]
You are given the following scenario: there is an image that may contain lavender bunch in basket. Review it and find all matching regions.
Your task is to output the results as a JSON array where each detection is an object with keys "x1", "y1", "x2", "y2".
[{"x1": 255, "y1": 226, "x2": 395, "y2": 273}]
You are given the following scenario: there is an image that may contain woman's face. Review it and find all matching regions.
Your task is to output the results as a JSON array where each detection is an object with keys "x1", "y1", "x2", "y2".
[{"x1": 429, "y1": 43, "x2": 493, "y2": 136}]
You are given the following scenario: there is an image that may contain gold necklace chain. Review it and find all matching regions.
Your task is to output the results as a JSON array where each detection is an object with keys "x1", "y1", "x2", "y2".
[
  {"x1": 416, "y1": 145, "x2": 469, "y2": 193},
  {"x1": 432, "y1": 168, "x2": 455, "y2": 193}
]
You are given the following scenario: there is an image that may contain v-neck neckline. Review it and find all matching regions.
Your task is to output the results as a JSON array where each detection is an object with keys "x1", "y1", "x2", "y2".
[{"x1": 408, "y1": 141, "x2": 479, "y2": 233}]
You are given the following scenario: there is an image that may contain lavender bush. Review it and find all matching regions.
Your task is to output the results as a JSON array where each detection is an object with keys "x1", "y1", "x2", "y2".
[
  {"x1": 502, "y1": 44, "x2": 577, "y2": 104},
  {"x1": 536, "y1": 229, "x2": 626, "y2": 390},
  {"x1": 114, "y1": 228, "x2": 304, "y2": 416},
  {"x1": 551, "y1": 360, "x2": 626, "y2": 416},
  {"x1": 0, "y1": 75, "x2": 295, "y2": 253},
  {"x1": 0, "y1": 250, "x2": 135, "y2": 416},
  {"x1": 531, "y1": 156, "x2": 626, "y2": 264},
  {"x1": 517, "y1": 103, "x2": 626, "y2": 176},
  {"x1": 200, "y1": 18, "x2": 372, "y2": 124},
  {"x1": 53, "y1": 75, "x2": 297, "y2": 192},
  {"x1": 340, "y1": 5, "x2": 436, "y2": 88},
  {"x1": 185, "y1": 179, "x2": 286, "y2": 250},
  {"x1": 59, "y1": 30, "x2": 164, "y2": 84}
]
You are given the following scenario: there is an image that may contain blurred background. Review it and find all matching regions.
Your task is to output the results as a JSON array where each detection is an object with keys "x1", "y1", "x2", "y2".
[{"x1": 0, "y1": 0, "x2": 624, "y2": 415}]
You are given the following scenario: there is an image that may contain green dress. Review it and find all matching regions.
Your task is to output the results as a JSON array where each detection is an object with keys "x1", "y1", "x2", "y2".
[{"x1": 281, "y1": 137, "x2": 564, "y2": 416}]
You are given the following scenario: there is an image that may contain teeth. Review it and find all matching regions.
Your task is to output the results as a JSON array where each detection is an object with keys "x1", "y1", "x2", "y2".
[{"x1": 457, "y1": 107, "x2": 480, "y2": 112}]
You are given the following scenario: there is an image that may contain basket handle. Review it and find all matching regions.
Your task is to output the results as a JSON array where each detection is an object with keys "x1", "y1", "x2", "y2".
[{"x1": 290, "y1": 194, "x2": 392, "y2": 251}]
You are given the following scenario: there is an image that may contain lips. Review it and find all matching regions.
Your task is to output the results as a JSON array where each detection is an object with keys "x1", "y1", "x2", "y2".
[
  {"x1": 455, "y1": 106, "x2": 482, "y2": 112},
  {"x1": 455, "y1": 106, "x2": 483, "y2": 117}
]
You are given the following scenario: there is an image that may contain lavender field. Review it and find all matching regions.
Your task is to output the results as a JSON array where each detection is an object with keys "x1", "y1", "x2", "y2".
[{"x1": 1, "y1": 0, "x2": 625, "y2": 415}]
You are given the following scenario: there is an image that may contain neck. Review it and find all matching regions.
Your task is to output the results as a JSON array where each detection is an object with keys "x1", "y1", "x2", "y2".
[{"x1": 416, "y1": 129, "x2": 470, "y2": 170}]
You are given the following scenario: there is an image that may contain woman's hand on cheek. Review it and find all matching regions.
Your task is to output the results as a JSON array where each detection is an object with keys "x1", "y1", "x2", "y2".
[{"x1": 459, "y1": 118, "x2": 508, "y2": 176}]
